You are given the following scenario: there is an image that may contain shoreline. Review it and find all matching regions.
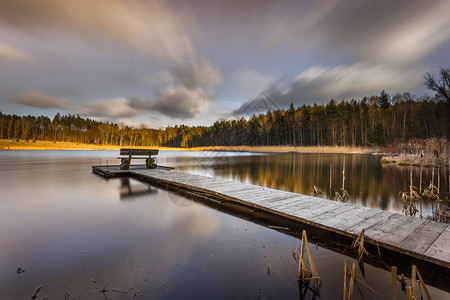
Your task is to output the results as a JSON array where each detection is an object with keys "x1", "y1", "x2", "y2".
[{"x1": 0, "y1": 139, "x2": 375, "y2": 154}]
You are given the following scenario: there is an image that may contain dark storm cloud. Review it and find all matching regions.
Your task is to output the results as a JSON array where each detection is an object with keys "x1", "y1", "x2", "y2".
[
  {"x1": 145, "y1": 59, "x2": 221, "y2": 118},
  {"x1": 151, "y1": 87, "x2": 213, "y2": 119},
  {"x1": 10, "y1": 91, "x2": 72, "y2": 109},
  {"x1": 80, "y1": 59, "x2": 221, "y2": 119},
  {"x1": 171, "y1": 60, "x2": 222, "y2": 90}
]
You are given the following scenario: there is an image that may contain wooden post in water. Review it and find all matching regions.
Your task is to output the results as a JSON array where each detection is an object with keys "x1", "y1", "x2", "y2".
[
  {"x1": 437, "y1": 166, "x2": 440, "y2": 195},
  {"x1": 419, "y1": 165, "x2": 423, "y2": 194},
  {"x1": 330, "y1": 164, "x2": 332, "y2": 190},
  {"x1": 297, "y1": 230, "x2": 320, "y2": 287},
  {"x1": 343, "y1": 259, "x2": 347, "y2": 300},
  {"x1": 342, "y1": 157, "x2": 346, "y2": 192},
  {"x1": 298, "y1": 232, "x2": 306, "y2": 279},
  {"x1": 405, "y1": 286, "x2": 412, "y2": 300},
  {"x1": 431, "y1": 165, "x2": 435, "y2": 193},
  {"x1": 391, "y1": 266, "x2": 397, "y2": 300},
  {"x1": 348, "y1": 262, "x2": 356, "y2": 300},
  {"x1": 414, "y1": 265, "x2": 431, "y2": 300},
  {"x1": 410, "y1": 169, "x2": 413, "y2": 195},
  {"x1": 411, "y1": 265, "x2": 416, "y2": 298},
  {"x1": 342, "y1": 259, "x2": 356, "y2": 300}
]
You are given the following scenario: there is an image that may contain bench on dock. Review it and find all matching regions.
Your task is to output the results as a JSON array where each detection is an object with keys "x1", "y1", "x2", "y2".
[{"x1": 118, "y1": 148, "x2": 159, "y2": 170}]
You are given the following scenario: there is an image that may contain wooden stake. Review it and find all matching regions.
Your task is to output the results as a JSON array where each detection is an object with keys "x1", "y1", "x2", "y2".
[
  {"x1": 419, "y1": 165, "x2": 422, "y2": 194},
  {"x1": 391, "y1": 266, "x2": 397, "y2": 300},
  {"x1": 348, "y1": 263, "x2": 356, "y2": 300},
  {"x1": 411, "y1": 265, "x2": 416, "y2": 298},
  {"x1": 410, "y1": 168, "x2": 413, "y2": 196},
  {"x1": 330, "y1": 164, "x2": 332, "y2": 190},
  {"x1": 437, "y1": 166, "x2": 440, "y2": 194},
  {"x1": 297, "y1": 231, "x2": 320, "y2": 287},
  {"x1": 342, "y1": 156, "x2": 346, "y2": 191},
  {"x1": 415, "y1": 267, "x2": 431, "y2": 300},
  {"x1": 303, "y1": 231, "x2": 319, "y2": 284},
  {"x1": 351, "y1": 229, "x2": 366, "y2": 262},
  {"x1": 431, "y1": 165, "x2": 434, "y2": 194},
  {"x1": 298, "y1": 232, "x2": 305, "y2": 279},
  {"x1": 405, "y1": 286, "x2": 412, "y2": 300},
  {"x1": 343, "y1": 259, "x2": 347, "y2": 300}
]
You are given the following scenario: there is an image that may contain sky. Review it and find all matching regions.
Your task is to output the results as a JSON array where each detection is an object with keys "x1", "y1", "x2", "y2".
[{"x1": 0, "y1": 0, "x2": 449, "y2": 128}]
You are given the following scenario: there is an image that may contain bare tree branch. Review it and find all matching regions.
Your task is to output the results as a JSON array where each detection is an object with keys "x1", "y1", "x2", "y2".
[{"x1": 424, "y1": 67, "x2": 450, "y2": 104}]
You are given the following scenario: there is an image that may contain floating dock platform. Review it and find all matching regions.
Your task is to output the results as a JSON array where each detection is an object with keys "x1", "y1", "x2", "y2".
[{"x1": 92, "y1": 165, "x2": 450, "y2": 270}]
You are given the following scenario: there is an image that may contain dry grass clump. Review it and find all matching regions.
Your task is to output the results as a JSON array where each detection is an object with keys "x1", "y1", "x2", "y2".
[
  {"x1": 1, "y1": 139, "x2": 374, "y2": 154},
  {"x1": 381, "y1": 138, "x2": 450, "y2": 167},
  {"x1": 195, "y1": 145, "x2": 374, "y2": 154}
]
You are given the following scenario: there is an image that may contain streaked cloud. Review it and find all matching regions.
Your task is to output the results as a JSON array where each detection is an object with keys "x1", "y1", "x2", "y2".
[
  {"x1": 171, "y1": 59, "x2": 222, "y2": 90},
  {"x1": 0, "y1": 43, "x2": 33, "y2": 62},
  {"x1": 134, "y1": 59, "x2": 221, "y2": 119},
  {"x1": 79, "y1": 97, "x2": 140, "y2": 119},
  {"x1": 152, "y1": 87, "x2": 213, "y2": 119},
  {"x1": 80, "y1": 58, "x2": 221, "y2": 120},
  {"x1": 234, "y1": 63, "x2": 420, "y2": 115},
  {"x1": 232, "y1": 68, "x2": 274, "y2": 100},
  {"x1": 0, "y1": 0, "x2": 195, "y2": 63},
  {"x1": 0, "y1": 0, "x2": 448, "y2": 125},
  {"x1": 10, "y1": 92, "x2": 71, "y2": 109}
]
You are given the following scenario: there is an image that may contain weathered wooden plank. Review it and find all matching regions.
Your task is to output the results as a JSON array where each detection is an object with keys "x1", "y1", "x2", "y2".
[
  {"x1": 401, "y1": 220, "x2": 448, "y2": 255},
  {"x1": 291, "y1": 201, "x2": 344, "y2": 220},
  {"x1": 282, "y1": 199, "x2": 325, "y2": 217},
  {"x1": 255, "y1": 193, "x2": 304, "y2": 206},
  {"x1": 202, "y1": 182, "x2": 242, "y2": 191},
  {"x1": 364, "y1": 213, "x2": 428, "y2": 247},
  {"x1": 185, "y1": 180, "x2": 225, "y2": 189},
  {"x1": 222, "y1": 188, "x2": 267, "y2": 201},
  {"x1": 120, "y1": 148, "x2": 159, "y2": 156},
  {"x1": 264, "y1": 196, "x2": 311, "y2": 210},
  {"x1": 234, "y1": 192, "x2": 286, "y2": 206},
  {"x1": 192, "y1": 177, "x2": 234, "y2": 186},
  {"x1": 311, "y1": 206, "x2": 370, "y2": 230},
  {"x1": 308, "y1": 203, "x2": 358, "y2": 225},
  {"x1": 345, "y1": 210, "x2": 394, "y2": 235},
  {"x1": 161, "y1": 173, "x2": 211, "y2": 183},
  {"x1": 146, "y1": 173, "x2": 197, "y2": 183},
  {"x1": 423, "y1": 225, "x2": 450, "y2": 265},
  {"x1": 218, "y1": 186, "x2": 261, "y2": 195}
]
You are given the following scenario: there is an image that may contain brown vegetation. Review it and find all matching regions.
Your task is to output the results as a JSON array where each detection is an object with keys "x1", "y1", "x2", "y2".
[
  {"x1": 0, "y1": 139, "x2": 373, "y2": 153},
  {"x1": 381, "y1": 138, "x2": 450, "y2": 167}
]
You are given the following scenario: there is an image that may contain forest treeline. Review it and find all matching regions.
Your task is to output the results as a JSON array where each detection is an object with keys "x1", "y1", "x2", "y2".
[{"x1": 1, "y1": 90, "x2": 449, "y2": 148}]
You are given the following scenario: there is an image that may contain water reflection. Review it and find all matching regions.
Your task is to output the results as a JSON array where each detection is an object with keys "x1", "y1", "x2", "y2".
[
  {"x1": 165, "y1": 153, "x2": 449, "y2": 218},
  {"x1": 0, "y1": 151, "x2": 448, "y2": 299},
  {"x1": 119, "y1": 178, "x2": 157, "y2": 200}
]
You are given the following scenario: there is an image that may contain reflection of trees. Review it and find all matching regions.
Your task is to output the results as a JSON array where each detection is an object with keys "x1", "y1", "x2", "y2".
[{"x1": 178, "y1": 154, "x2": 449, "y2": 214}]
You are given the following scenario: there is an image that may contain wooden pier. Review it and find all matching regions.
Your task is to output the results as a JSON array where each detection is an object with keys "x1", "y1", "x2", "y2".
[{"x1": 92, "y1": 165, "x2": 450, "y2": 269}]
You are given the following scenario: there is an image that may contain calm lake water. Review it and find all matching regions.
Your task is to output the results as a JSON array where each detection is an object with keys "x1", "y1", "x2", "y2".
[{"x1": 0, "y1": 150, "x2": 448, "y2": 299}]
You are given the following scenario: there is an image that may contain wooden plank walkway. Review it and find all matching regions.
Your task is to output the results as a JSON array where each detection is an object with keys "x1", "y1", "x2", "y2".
[{"x1": 92, "y1": 166, "x2": 450, "y2": 268}]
